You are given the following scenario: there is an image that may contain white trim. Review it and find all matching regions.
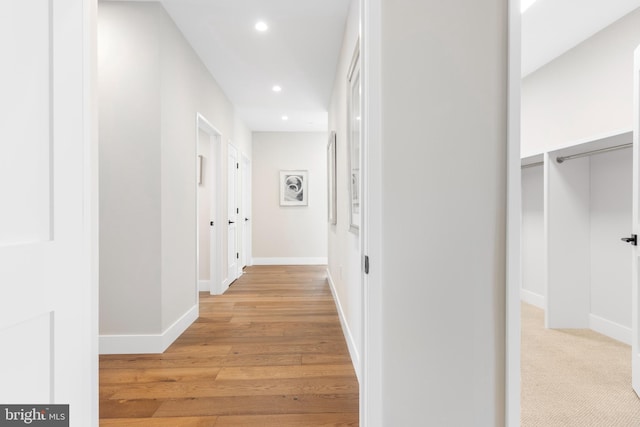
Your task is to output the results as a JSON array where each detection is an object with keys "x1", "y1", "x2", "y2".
[
  {"x1": 99, "y1": 304, "x2": 198, "y2": 355},
  {"x1": 589, "y1": 314, "x2": 632, "y2": 345},
  {"x1": 362, "y1": 0, "x2": 383, "y2": 425},
  {"x1": 506, "y1": 0, "x2": 522, "y2": 425},
  {"x1": 520, "y1": 290, "x2": 544, "y2": 309},
  {"x1": 251, "y1": 257, "x2": 328, "y2": 265},
  {"x1": 327, "y1": 269, "x2": 361, "y2": 380},
  {"x1": 198, "y1": 279, "x2": 211, "y2": 292},
  {"x1": 84, "y1": 0, "x2": 99, "y2": 422}
]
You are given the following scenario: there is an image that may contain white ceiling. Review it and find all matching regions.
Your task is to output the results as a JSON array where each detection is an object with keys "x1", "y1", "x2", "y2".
[
  {"x1": 147, "y1": 0, "x2": 640, "y2": 131},
  {"x1": 159, "y1": 0, "x2": 351, "y2": 132},
  {"x1": 522, "y1": 0, "x2": 640, "y2": 77}
]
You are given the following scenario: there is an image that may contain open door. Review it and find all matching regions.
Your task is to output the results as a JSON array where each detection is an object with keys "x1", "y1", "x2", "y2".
[
  {"x1": 632, "y1": 46, "x2": 640, "y2": 396},
  {"x1": 0, "y1": 0, "x2": 97, "y2": 423}
]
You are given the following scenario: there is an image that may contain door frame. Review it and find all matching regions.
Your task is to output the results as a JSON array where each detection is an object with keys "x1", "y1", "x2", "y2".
[
  {"x1": 360, "y1": 0, "x2": 382, "y2": 425},
  {"x1": 506, "y1": 0, "x2": 522, "y2": 424},
  {"x1": 196, "y1": 113, "x2": 224, "y2": 296}
]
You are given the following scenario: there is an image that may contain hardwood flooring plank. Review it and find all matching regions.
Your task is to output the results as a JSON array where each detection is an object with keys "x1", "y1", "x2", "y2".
[
  {"x1": 100, "y1": 356, "x2": 228, "y2": 370},
  {"x1": 302, "y1": 354, "x2": 355, "y2": 365},
  {"x1": 228, "y1": 341, "x2": 347, "y2": 356},
  {"x1": 214, "y1": 413, "x2": 359, "y2": 426},
  {"x1": 100, "y1": 367, "x2": 220, "y2": 385},
  {"x1": 100, "y1": 416, "x2": 218, "y2": 426},
  {"x1": 100, "y1": 399, "x2": 163, "y2": 419},
  {"x1": 154, "y1": 394, "x2": 359, "y2": 417},
  {"x1": 107, "y1": 377, "x2": 359, "y2": 400},
  {"x1": 220, "y1": 354, "x2": 302, "y2": 367},
  {"x1": 216, "y1": 364, "x2": 356, "y2": 381}
]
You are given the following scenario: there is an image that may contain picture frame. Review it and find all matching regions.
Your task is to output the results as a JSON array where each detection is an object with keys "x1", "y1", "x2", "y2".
[
  {"x1": 280, "y1": 170, "x2": 308, "y2": 206},
  {"x1": 347, "y1": 41, "x2": 361, "y2": 232},
  {"x1": 327, "y1": 131, "x2": 337, "y2": 224}
]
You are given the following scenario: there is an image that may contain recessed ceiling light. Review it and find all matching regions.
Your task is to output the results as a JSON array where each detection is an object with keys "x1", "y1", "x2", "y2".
[
  {"x1": 282, "y1": 116, "x2": 289, "y2": 121},
  {"x1": 272, "y1": 85, "x2": 282, "y2": 92},
  {"x1": 521, "y1": 0, "x2": 537, "y2": 13},
  {"x1": 255, "y1": 21, "x2": 268, "y2": 32}
]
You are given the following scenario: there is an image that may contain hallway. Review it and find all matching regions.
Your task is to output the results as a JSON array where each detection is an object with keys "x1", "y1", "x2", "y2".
[{"x1": 99, "y1": 265, "x2": 359, "y2": 426}]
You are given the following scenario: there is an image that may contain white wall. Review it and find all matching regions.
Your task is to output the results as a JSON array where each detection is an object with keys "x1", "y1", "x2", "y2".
[
  {"x1": 590, "y1": 149, "x2": 632, "y2": 338},
  {"x1": 327, "y1": 0, "x2": 362, "y2": 374},
  {"x1": 379, "y1": 0, "x2": 507, "y2": 425},
  {"x1": 98, "y1": 1, "x2": 251, "y2": 352},
  {"x1": 521, "y1": 165, "x2": 545, "y2": 307},
  {"x1": 522, "y1": 7, "x2": 640, "y2": 155},
  {"x1": 99, "y1": 1, "x2": 162, "y2": 336},
  {"x1": 252, "y1": 132, "x2": 328, "y2": 263}
]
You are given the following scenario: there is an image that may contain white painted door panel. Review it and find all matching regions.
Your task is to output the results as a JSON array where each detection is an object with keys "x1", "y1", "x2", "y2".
[
  {"x1": 633, "y1": 46, "x2": 640, "y2": 396},
  {"x1": 631, "y1": 47, "x2": 640, "y2": 396},
  {"x1": 0, "y1": 0, "x2": 96, "y2": 423},
  {"x1": 227, "y1": 144, "x2": 239, "y2": 286},
  {"x1": 241, "y1": 154, "x2": 251, "y2": 269}
]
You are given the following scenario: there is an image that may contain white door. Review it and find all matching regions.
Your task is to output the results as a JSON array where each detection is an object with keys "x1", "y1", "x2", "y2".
[
  {"x1": 241, "y1": 154, "x2": 252, "y2": 269},
  {"x1": 632, "y1": 46, "x2": 640, "y2": 396},
  {"x1": 0, "y1": 0, "x2": 97, "y2": 423},
  {"x1": 227, "y1": 144, "x2": 239, "y2": 285}
]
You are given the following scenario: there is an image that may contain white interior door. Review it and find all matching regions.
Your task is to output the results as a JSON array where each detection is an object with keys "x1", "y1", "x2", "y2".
[
  {"x1": 632, "y1": 46, "x2": 640, "y2": 396},
  {"x1": 0, "y1": 0, "x2": 96, "y2": 422},
  {"x1": 241, "y1": 154, "x2": 252, "y2": 269},
  {"x1": 227, "y1": 143, "x2": 239, "y2": 285}
]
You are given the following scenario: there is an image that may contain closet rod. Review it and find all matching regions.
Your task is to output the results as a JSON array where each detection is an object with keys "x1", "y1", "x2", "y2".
[
  {"x1": 556, "y1": 143, "x2": 632, "y2": 164},
  {"x1": 521, "y1": 161, "x2": 544, "y2": 169}
]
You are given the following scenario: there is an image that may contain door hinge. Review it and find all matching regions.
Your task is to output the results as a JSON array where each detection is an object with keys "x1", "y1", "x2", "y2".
[
  {"x1": 237, "y1": 163, "x2": 239, "y2": 169},
  {"x1": 236, "y1": 253, "x2": 239, "y2": 259},
  {"x1": 364, "y1": 255, "x2": 370, "y2": 275},
  {"x1": 237, "y1": 208, "x2": 239, "y2": 214}
]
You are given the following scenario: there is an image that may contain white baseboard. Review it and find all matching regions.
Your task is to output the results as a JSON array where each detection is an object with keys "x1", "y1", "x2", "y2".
[
  {"x1": 198, "y1": 280, "x2": 211, "y2": 292},
  {"x1": 589, "y1": 314, "x2": 631, "y2": 345},
  {"x1": 252, "y1": 257, "x2": 328, "y2": 265},
  {"x1": 326, "y1": 268, "x2": 361, "y2": 381},
  {"x1": 521, "y1": 289, "x2": 545, "y2": 309},
  {"x1": 99, "y1": 304, "x2": 199, "y2": 355}
]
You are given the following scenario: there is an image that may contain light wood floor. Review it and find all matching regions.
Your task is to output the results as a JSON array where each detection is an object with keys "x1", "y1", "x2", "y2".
[{"x1": 99, "y1": 265, "x2": 359, "y2": 426}]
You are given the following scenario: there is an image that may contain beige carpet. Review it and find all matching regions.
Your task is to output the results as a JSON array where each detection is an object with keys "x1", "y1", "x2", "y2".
[{"x1": 522, "y1": 303, "x2": 640, "y2": 426}]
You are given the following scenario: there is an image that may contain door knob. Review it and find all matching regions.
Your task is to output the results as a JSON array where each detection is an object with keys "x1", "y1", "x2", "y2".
[
  {"x1": 228, "y1": 220, "x2": 235, "y2": 225},
  {"x1": 621, "y1": 234, "x2": 637, "y2": 246}
]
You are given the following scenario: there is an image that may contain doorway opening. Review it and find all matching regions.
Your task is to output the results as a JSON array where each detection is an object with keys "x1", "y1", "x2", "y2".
[{"x1": 196, "y1": 113, "x2": 224, "y2": 296}]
